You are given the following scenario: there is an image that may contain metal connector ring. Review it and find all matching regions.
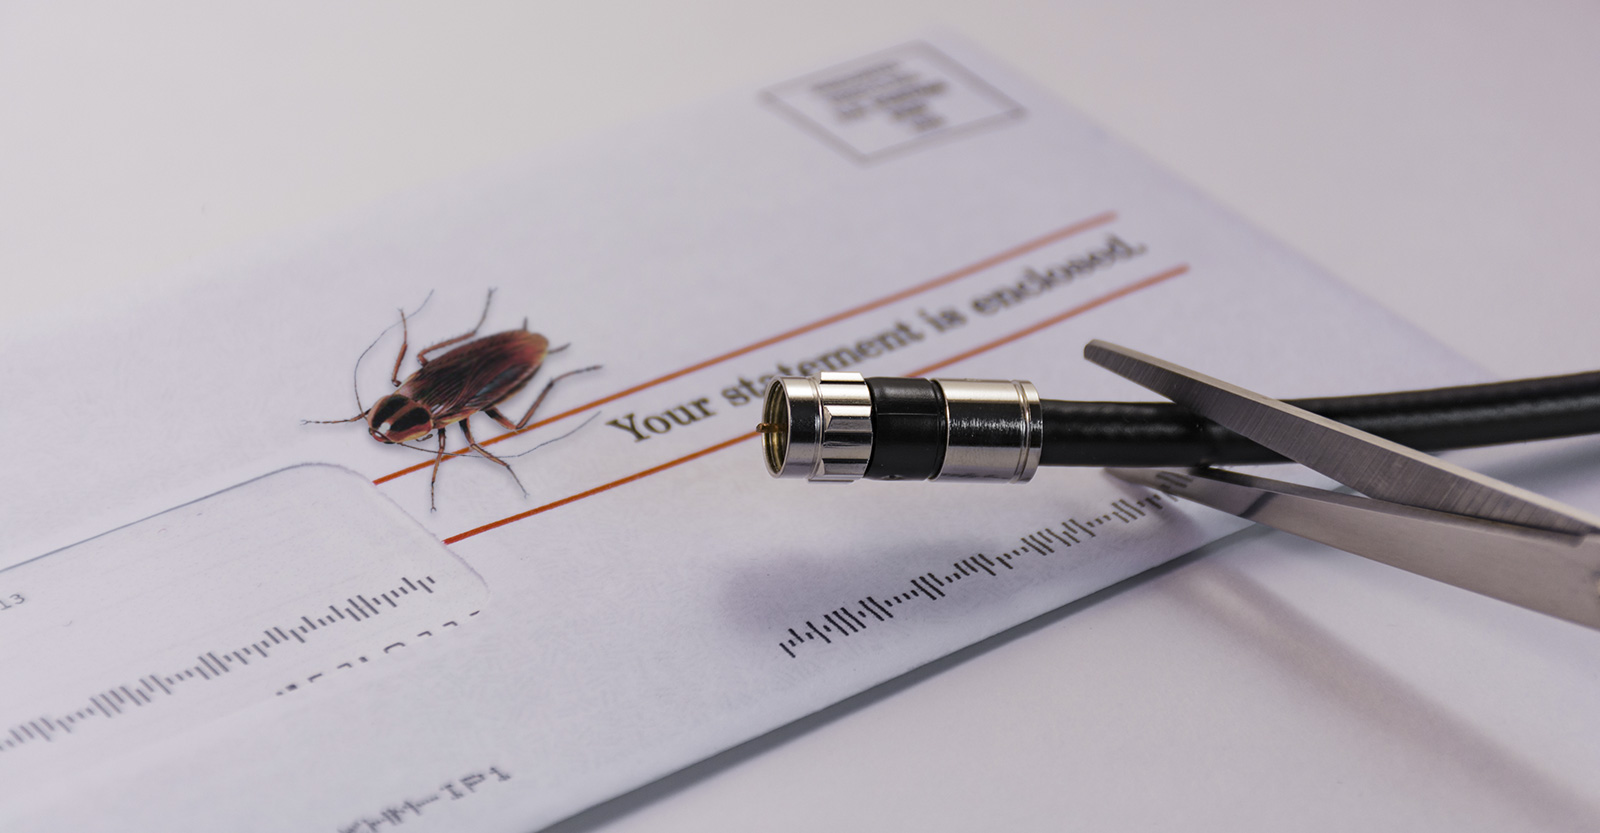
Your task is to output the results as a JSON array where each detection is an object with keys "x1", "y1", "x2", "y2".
[
  {"x1": 934, "y1": 379, "x2": 1043, "y2": 482},
  {"x1": 763, "y1": 372, "x2": 874, "y2": 480}
]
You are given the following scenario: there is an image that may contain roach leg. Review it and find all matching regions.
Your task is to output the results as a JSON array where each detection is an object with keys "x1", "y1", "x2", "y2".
[
  {"x1": 483, "y1": 406, "x2": 516, "y2": 432},
  {"x1": 513, "y1": 365, "x2": 602, "y2": 429},
  {"x1": 462, "y1": 419, "x2": 527, "y2": 496},
  {"x1": 390, "y1": 307, "x2": 412, "y2": 387},
  {"x1": 428, "y1": 430, "x2": 448, "y2": 512},
  {"x1": 418, "y1": 288, "x2": 495, "y2": 365},
  {"x1": 546, "y1": 342, "x2": 571, "y2": 356}
]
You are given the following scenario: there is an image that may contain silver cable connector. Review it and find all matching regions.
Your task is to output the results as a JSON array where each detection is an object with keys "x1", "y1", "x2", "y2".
[
  {"x1": 760, "y1": 372, "x2": 1043, "y2": 483},
  {"x1": 762, "y1": 372, "x2": 875, "y2": 481}
]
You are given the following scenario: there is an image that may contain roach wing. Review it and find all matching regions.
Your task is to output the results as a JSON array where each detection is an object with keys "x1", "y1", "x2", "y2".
[{"x1": 403, "y1": 330, "x2": 549, "y2": 423}]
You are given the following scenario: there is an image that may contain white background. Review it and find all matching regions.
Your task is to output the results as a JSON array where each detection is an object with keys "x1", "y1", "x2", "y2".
[{"x1": 5, "y1": 2, "x2": 1599, "y2": 830}]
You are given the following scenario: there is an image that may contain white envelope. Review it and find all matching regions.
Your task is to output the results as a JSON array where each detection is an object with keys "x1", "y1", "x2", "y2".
[{"x1": 0, "y1": 36, "x2": 1482, "y2": 832}]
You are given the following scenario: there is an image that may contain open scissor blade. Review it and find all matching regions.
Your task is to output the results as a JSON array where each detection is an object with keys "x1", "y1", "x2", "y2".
[
  {"x1": 1108, "y1": 466, "x2": 1600, "y2": 630},
  {"x1": 1085, "y1": 340, "x2": 1600, "y2": 536}
]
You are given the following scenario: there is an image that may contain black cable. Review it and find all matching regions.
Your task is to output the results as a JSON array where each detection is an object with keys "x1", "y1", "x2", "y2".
[
  {"x1": 761, "y1": 371, "x2": 1600, "y2": 482},
  {"x1": 1041, "y1": 370, "x2": 1600, "y2": 466}
]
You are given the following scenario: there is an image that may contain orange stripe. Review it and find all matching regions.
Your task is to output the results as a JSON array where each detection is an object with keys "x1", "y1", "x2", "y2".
[
  {"x1": 372, "y1": 211, "x2": 1117, "y2": 486},
  {"x1": 442, "y1": 431, "x2": 759, "y2": 544},
  {"x1": 442, "y1": 263, "x2": 1188, "y2": 545}
]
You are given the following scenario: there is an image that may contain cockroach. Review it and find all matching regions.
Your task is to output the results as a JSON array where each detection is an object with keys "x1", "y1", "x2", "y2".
[{"x1": 308, "y1": 290, "x2": 599, "y2": 508}]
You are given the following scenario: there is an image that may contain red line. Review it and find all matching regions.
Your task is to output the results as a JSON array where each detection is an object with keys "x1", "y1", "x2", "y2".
[
  {"x1": 371, "y1": 211, "x2": 1117, "y2": 486},
  {"x1": 442, "y1": 432, "x2": 759, "y2": 544},
  {"x1": 441, "y1": 263, "x2": 1188, "y2": 545}
]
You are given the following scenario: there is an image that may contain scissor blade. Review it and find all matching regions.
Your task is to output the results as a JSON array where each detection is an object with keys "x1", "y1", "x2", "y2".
[
  {"x1": 1086, "y1": 340, "x2": 1600, "y2": 535},
  {"x1": 1108, "y1": 466, "x2": 1600, "y2": 630}
]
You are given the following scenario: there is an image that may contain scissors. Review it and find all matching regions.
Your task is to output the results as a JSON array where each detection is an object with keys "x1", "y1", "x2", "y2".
[{"x1": 1088, "y1": 340, "x2": 1600, "y2": 631}]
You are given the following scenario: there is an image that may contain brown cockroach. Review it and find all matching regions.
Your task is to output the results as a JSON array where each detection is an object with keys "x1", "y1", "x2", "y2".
[{"x1": 309, "y1": 290, "x2": 599, "y2": 508}]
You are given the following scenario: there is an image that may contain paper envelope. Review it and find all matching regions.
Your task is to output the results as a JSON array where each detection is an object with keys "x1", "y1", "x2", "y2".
[{"x1": 0, "y1": 36, "x2": 1478, "y2": 832}]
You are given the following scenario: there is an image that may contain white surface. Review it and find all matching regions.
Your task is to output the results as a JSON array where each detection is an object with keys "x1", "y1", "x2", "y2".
[{"x1": 4, "y1": 3, "x2": 1599, "y2": 831}]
